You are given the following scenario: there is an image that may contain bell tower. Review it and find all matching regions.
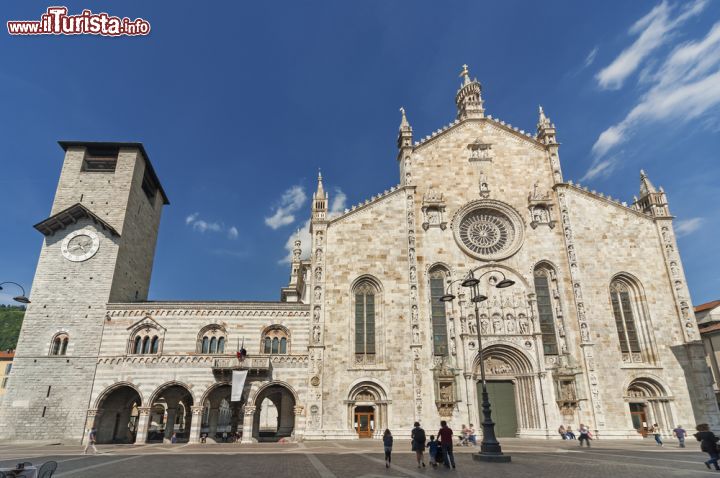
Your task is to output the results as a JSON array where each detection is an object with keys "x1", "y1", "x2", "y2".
[{"x1": 0, "y1": 142, "x2": 168, "y2": 442}]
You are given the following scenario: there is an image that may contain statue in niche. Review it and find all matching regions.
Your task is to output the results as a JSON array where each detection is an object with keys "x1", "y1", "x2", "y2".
[
  {"x1": 577, "y1": 303, "x2": 586, "y2": 321},
  {"x1": 564, "y1": 226, "x2": 572, "y2": 242},
  {"x1": 439, "y1": 383, "x2": 453, "y2": 402},
  {"x1": 315, "y1": 268, "x2": 322, "y2": 282},
  {"x1": 573, "y1": 283, "x2": 582, "y2": 301},
  {"x1": 518, "y1": 315, "x2": 529, "y2": 335},
  {"x1": 480, "y1": 319, "x2": 489, "y2": 335},
  {"x1": 503, "y1": 296, "x2": 513, "y2": 308},
  {"x1": 314, "y1": 288, "x2": 322, "y2": 301},
  {"x1": 670, "y1": 262, "x2": 679, "y2": 277},
  {"x1": 409, "y1": 267, "x2": 417, "y2": 283},
  {"x1": 409, "y1": 248, "x2": 416, "y2": 261},
  {"x1": 492, "y1": 314, "x2": 503, "y2": 334},
  {"x1": 313, "y1": 307, "x2": 321, "y2": 322},
  {"x1": 468, "y1": 319, "x2": 477, "y2": 335},
  {"x1": 315, "y1": 249, "x2": 323, "y2": 262},
  {"x1": 410, "y1": 286, "x2": 417, "y2": 302},
  {"x1": 580, "y1": 323, "x2": 590, "y2": 342},
  {"x1": 479, "y1": 170, "x2": 490, "y2": 197},
  {"x1": 412, "y1": 305, "x2": 418, "y2": 323},
  {"x1": 505, "y1": 314, "x2": 516, "y2": 333},
  {"x1": 313, "y1": 326, "x2": 321, "y2": 344},
  {"x1": 662, "y1": 227, "x2": 670, "y2": 243},
  {"x1": 450, "y1": 337, "x2": 456, "y2": 355},
  {"x1": 412, "y1": 325, "x2": 420, "y2": 344},
  {"x1": 427, "y1": 208, "x2": 440, "y2": 225},
  {"x1": 556, "y1": 319, "x2": 565, "y2": 337}
]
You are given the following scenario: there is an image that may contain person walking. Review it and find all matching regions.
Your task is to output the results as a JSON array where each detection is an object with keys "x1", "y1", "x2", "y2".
[
  {"x1": 383, "y1": 429, "x2": 393, "y2": 468},
  {"x1": 171, "y1": 432, "x2": 178, "y2": 444},
  {"x1": 438, "y1": 420, "x2": 456, "y2": 469},
  {"x1": 83, "y1": 428, "x2": 98, "y2": 455},
  {"x1": 578, "y1": 424, "x2": 591, "y2": 448},
  {"x1": 411, "y1": 422, "x2": 426, "y2": 468},
  {"x1": 673, "y1": 425, "x2": 687, "y2": 448},
  {"x1": 652, "y1": 424, "x2": 663, "y2": 447},
  {"x1": 694, "y1": 423, "x2": 720, "y2": 470},
  {"x1": 427, "y1": 434, "x2": 440, "y2": 467}
]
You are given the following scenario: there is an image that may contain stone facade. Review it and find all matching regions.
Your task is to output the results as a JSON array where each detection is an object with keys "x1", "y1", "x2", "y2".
[{"x1": 0, "y1": 68, "x2": 718, "y2": 444}]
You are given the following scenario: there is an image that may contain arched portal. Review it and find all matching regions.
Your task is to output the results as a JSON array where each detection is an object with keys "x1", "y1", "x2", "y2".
[
  {"x1": 347, "y1": 381, "x2": 388, "y2": 439},
  {"x1": 147, "y1": 383, "x2": 194, "y2": 443},
  {"x1": 252, "y1": 383, "x2": 296, "y2": 442},
  {"x1": 474, "y1": 344, "x2": 539, "y2": 437},
  {"x1": 626, "y1": 377, "x2": 673, "y2": 436},
  {"x1": 201, "y1": 384, "x2": 244, "y2": 442},
  {"x1": 94, "y1": 385, "x2": 141, "y2": 444}
]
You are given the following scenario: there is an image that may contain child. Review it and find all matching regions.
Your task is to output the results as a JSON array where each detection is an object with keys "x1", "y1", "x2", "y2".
[{"x1": 427, "y1": 435, "x2": 440, "y2": 467}]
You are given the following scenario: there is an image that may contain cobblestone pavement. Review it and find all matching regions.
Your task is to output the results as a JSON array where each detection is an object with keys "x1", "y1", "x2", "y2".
[{"x1": 0, "y1": 439, "x2": 716, "y2": 477}]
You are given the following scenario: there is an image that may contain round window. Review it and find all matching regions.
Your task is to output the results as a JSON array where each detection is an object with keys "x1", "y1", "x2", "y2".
[{"x1": 452, "y1": 200, "x2": 524, "y2": 260}]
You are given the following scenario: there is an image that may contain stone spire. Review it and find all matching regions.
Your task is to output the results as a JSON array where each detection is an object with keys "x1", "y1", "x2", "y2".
[
  {"x1": 455, "y1": 64, "x2": 484, "y2": 120},
  {"x1": 312, "y1": 170, "x2": 328, "y2": 221},
  {"x1": 639, "y1": 169, "x2": 657, "y2": 196},
  {"x1": 633, "y1": 169, "x2": 670, "y2": 217},
  {"x1": 536, "y1": 105, "x2": 557, "y2": 145},
  {"x1": 397, "y1": 106, "x2": 413, "y2": 149}
]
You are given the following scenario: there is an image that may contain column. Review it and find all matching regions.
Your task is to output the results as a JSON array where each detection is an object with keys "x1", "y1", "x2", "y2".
[
  {"x1": 165, "y1": 408, "x2": 177, "y2": 441},
  {"x1": 241, "y1": 406, "x2": 256, "y2": 443},
  {"x1": 208, "y1": 407, "x2": 219, "y2": 441},
  {"x1": 188, "y1": 406, "x2": 204, "y2": 444},
  {"x1": 293, "y1": 405, "x2": 305, "y2": 441},
  {"x1": 135, "y1": 407, "x2": 151, "y2": 445}
]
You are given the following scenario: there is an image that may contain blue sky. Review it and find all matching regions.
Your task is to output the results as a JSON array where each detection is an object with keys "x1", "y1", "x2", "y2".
[{"x1": 1, "y1": 1, "x2": 718, "y2": 306}]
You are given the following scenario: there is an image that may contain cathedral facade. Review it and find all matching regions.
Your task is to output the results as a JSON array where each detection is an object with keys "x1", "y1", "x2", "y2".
[{"x1": 1, "y1": 67, "x2": 718, "y2": 444}]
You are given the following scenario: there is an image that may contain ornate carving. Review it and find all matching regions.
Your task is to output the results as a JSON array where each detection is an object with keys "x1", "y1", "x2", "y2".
[{"x1": 452, "y1": 200, "x2": 524, "y2": 261}]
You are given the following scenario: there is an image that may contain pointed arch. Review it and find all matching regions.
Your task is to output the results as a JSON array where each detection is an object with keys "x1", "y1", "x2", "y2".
[
  {"x1": 610, "y1": 272, "x2": 656, "y2": 364},
  {"x1": 533, "y1": 261, "x2": 560, "y2": 355},
  {"x1": 428, "y1": 264, "x2": 450, "y2": 356},
  {"x1": 352, "y1": 276, "x2": 382, "y2": 360}
]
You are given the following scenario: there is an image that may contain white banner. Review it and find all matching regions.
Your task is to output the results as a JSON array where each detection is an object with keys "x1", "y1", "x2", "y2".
[{"x1": 231, "y1": 370, "x2": 248, "y2": 402}]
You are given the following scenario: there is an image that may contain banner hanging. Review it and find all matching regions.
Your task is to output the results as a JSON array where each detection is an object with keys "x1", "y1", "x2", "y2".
[{"x1": 231, "y1": 370, "x2": 248, "y2": 402}]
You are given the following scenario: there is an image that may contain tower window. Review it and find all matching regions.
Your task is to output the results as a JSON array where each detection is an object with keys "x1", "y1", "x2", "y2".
[
  {"x1": 82, "y1": 147, "x2": 118, "y2": 172},
  {"x1": 141, "y1": 169, "x2": 158, "y2": 204}
]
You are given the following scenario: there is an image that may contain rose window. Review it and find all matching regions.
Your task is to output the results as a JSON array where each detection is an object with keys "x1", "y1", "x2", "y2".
[{"x1": 452, "y1": 200, "x2": 524, "y2": 260}]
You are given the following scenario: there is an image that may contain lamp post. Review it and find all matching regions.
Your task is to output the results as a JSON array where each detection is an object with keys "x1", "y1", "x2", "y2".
[
  {"x1": 440, "y1": 269, "x2": 514, "y2": 463},
  {"x1": 0, "y1": 282, "x2": 31, "y2": 304}
]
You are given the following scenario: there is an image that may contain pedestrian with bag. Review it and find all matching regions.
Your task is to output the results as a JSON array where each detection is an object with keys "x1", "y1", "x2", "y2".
[
  {"x1": 411, "y1": 422, "x2": 426, "y2": 468},
  {"x1": 694, "y1": 423, "x2": 720, "y2": 470},
  {"x1": 383, "y1": 429, "x2": 393, "y2": 468}
]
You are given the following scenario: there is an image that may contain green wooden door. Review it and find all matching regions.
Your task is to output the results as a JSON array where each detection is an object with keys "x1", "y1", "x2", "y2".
[{"x1": 480, "y1": 381, "x2": 518, "y2": 437}]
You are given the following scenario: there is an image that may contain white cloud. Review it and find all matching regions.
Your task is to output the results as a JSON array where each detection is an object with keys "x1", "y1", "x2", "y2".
[
  {"x1": 580, "y1": 158, "x2": 618, "y2": 182},
  {"x1": 585, "y1": 12, "x2": 720, "y2": 179},
  {"x1": 185, "y1": 213, "x2": 237, "y2": 238},
  {"x1": 595, "y1": 0, "x2": 707, "y2": 90},
  {"x1": 265, "y1": 185, "x2": 307, "y2": 230},
  {"x1": 328, "y1": 188, "x2": 347, "y2": 218},
  {"x1": 676, "y1": 217, "x2": 704, "y2": 236},
  {"x1": 584, "y1": 47, "x2": 599, "y2": 68}
]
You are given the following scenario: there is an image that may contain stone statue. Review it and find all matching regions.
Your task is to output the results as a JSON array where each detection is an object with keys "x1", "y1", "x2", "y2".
[
  {"x1": 580, "y1": 323, "x2": 590, "y2": 342},
  {"x1": 313, "y1": 325, "x2": 321, "y2": 344}
]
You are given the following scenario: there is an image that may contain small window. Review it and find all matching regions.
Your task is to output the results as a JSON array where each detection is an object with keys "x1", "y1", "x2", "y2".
[
  {"x1": 150, "y1": 336, "x2": 159, "y2": 354},
  {"x1": 261, "y1": 326, "x2": 290, "y2": 355},
  {"x1": 134, "y1": 336, "x2": 142, "y2": 354},
  {"x1": 197, "y1": 326, "x2": 227, "y2": 355},
  {"x1": 50, "y1": 334, "x2": 69, "y2": 356},
  {"x1": 130, "y1": 327, "x2": 162, "y2": 355},
  {"x1": 141, "y1": 169, "x2": 158, "y2": 203}
]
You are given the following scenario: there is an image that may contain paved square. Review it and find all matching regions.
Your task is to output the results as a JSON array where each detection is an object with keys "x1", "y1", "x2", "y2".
[{"x1": 0, "y1": 439, "x2": 716, "y2": 477}]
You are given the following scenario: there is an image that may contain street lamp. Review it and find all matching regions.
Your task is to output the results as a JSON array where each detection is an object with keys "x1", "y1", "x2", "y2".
[
  {"x1": 0, "y1": 282, "x2": 31, "y2": 304},
  {"x1": 439, "y1": 269, "x2": 514, "y2": 463}
]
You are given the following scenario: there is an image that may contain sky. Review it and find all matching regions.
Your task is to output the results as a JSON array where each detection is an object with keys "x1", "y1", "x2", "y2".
[{"x1": 1, "y1": 1, "x2": 719, "y2": 306}]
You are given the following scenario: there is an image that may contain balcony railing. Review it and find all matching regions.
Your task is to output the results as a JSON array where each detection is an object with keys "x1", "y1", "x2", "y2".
[{"x1": 212, "y1": 356, "x2": 271, "y2": 372}]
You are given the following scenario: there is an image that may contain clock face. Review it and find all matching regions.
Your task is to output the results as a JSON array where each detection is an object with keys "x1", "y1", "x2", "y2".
[{"x1": 61, "y1": 229, "x2": 100, "y2": 262}]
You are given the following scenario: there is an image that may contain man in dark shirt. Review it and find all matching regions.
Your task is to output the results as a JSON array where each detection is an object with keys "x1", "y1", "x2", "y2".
[{"x1": 438, "y1": 421, "x2": 456, "y2": 469}]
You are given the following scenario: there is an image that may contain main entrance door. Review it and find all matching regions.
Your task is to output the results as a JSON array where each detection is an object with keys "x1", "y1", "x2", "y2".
[
  {"x1": 481, "y1": 381, "x2": 518, "y2": 437},
  {"x1": 354, "y1": 406, "x2": 374, "y2": 438},
  {"x1": 629, "y1": 403, "x2": 648, "y2": 436}
]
